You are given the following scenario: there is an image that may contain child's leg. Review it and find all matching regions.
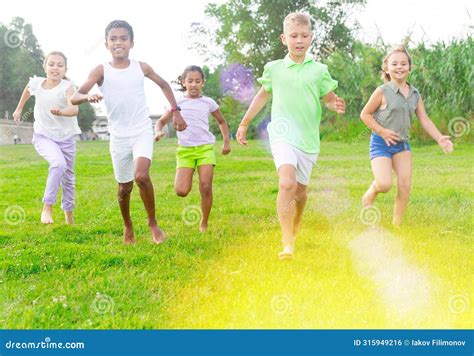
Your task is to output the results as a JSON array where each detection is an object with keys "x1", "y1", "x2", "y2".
[
  {"x1": 33, "y1": 134, "x2": 67, "y2": 224},
  {"x1": 58, "y1": 138, "x2": 76, "y2": 224},
  {"x1": 197, "y1": 165, "x2": 214, "y2": 232},
  {"x1": 277, "y1": 164, "x2": 298, "y2": 251},
  {"x1": 134, "y1": 157, "x2": 165, "y2": 244},
  {"x1": 175, "y1": 168, "x2": 194, "y2": 197},
  {"x1": 392, "y1": 151, "x2": 412, "y2": 226},
  {"x1": 293, "y1": 183, "x2": 308, "y2": 236},
  {"x1": 362, "y1": 157, "x2": 393, "y2": 207},
  {"x1": 117, "y1": 181, "x2": 135, "y2": 244}
]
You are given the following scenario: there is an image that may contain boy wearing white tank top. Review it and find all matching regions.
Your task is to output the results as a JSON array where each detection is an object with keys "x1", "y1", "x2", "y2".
[{"x1": 72, "y1": 20, "x2": 187, "y2": 245}]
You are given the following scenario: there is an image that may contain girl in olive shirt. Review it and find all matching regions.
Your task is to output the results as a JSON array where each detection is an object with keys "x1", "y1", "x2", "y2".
[{"x1": 360, "y1": 45, "x2": 453, "y2": 226}]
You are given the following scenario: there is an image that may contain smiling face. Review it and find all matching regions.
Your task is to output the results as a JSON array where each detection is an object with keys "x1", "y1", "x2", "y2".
[
  {"x1": 43, "y1": 54, "x2": 67, "y2": 81},
  {"x1": 182, "y1": 70, "x2": 204, "y2": 98},
  {"x1": 280, "y1": 22, "x2": 312, "y2": 63},
  {"x1": 386, "y1": 52, "x2": 411, "y2": 82},
  {"x1": 105, "y1": 27, "x2": 133, "y2": 59}
]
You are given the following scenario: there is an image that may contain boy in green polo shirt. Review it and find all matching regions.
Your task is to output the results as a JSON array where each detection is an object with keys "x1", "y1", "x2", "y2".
[{"x1": 236, "y1": 12, "x2": 346, "y2": 260}]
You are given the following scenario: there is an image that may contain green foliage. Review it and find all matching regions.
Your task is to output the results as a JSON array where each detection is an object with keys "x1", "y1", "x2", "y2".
[
  {"x1": 408, "y1": 38, "x2": 474, "y2": 139},
  {"x1": 204, "y1": 0, "x2": 365, "y2": 77},
  {"x1": 197, "y1": 0, "x2": 367, "y2": 140},
  {"x1": 320, "y1": 38, "x2": 474, "y2": 143},
  {"x1": 0, "y1": 17, "x2": 44, "y2": 121},
  {"x1": 77, "y1": 100, "x2": 96, "y2": 132},
  {"x1": 0, "y1": 17, "x2": 96, "y2": 131},
  {"x1": 194, "y1": 0, "x2": 472, "y2": 144}
]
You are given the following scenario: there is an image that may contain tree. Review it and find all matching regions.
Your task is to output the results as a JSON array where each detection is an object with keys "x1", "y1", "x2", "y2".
[
  {"x1": 187, "y1": 0, "x2": 365, "y2": 138},
  {"x1": 0, "y1": 17, "x2": 44, "y2": 121},
  {"x1": 202, "y1": 0, "x2": 365, "y2": 77},
  {"x1": 0, "y1": 17, "x2": 96, "y2": 131}
]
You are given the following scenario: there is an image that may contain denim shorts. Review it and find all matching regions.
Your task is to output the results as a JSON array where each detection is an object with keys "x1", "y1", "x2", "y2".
[{"x1": 369, "y1": 132, "x2": 411, "y2": 160}]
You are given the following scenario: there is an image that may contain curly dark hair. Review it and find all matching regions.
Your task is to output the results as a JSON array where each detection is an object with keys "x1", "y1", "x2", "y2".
[{"x1": 175, "y1": 65, "x2": 205, "y2": 92}]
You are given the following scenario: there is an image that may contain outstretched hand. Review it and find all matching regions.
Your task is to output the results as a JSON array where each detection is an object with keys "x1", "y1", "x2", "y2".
[
  {"x1": 236, "y1": 125, "x2": 248, "y2": 146},
  {"x1": 437, "y1": 135, "x2": 454, "y2": 154},
  {"x1": 326, "y1": 94, "x2": 346, "y2": 114},
  {"x1": 172, "y1": 112, "x2": 187, "y2": 132},
  {"x1": 333, "y1": 95, "x2": 346, "y2": 114},
  {"x1": 221, "y1": 142, "x2": 231, "y2": 155},
  {"x1": 12, "y1": 109, "x2": 22, "y2": 122},
  {"x1": 154, "y1": 130, "x2": 165, "y2": 141},
  {"x1": 50, "y1": 107, "x2": 63, "y2": 116},
  {"x1": 87, "y1": 94, "x2": 103, "y2": 103}
]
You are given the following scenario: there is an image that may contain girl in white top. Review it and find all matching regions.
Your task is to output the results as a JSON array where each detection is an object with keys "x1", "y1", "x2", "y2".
[
  {"x1": 13, "y1": 51, "x2": 81, "y2": 224},
  {"x1": 155, "y1": 65, "x2": 231, "y2": 232}
]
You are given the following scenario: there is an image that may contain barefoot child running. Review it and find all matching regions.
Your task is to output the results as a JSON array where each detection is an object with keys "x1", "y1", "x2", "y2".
[
  {"x1": 13, "y1": 51, "x2": 81, "y2": 225},
  {"x1": 71, "y1": 20, "x2": 187, "y2": 244},
  {"x1": 360, "y1": 45, "x2": 453, "y2": 225},
  {"x1": 236, "y1": 13, "x2": 345, "y2": 260},
  {"x1": 155, "y1": 65, "x2": 231, "y2": 232}
]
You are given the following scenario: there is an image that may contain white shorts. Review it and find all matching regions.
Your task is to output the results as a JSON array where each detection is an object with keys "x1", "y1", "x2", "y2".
[
  {"x1": 270, "y1": 141, "x2": 318, "y2": 185},
  {"x1": 109, "y1": 129, "x2": 154, "y2": 183}
]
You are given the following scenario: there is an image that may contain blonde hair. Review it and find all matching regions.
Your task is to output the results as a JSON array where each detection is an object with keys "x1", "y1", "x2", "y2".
[
  {"x1": 283, "y1": 12, "x2": 312, "y2": 32},
  {"x1": 381, "y1": 45, "x2": 412, "y2": 83}
]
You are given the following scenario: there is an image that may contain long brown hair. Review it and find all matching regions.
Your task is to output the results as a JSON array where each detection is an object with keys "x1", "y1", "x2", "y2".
[{"x1": 380, "y1": 45, "x2": 412, "y2": 83}]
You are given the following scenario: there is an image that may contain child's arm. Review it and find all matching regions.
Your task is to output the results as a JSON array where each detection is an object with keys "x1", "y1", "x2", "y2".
[
  {"x1": 211, "y1": 109, "x2": 231, "y2": 155},
  {"x1": 154, "y1": 111, "x2": 173, "y2": 141},
  {"x1": 51, "y1": 85, "x2": 79, "y2": 117},
  {"x1": 12, "y1": 85, "x2": 31, "y2": 122},
  {"x1": 416, "y1": 97, "x2": 453, "y2": 154},
  {"x1": 360, "y1": 88, "x2": 401, "y2": 146},
  {"x1": 71, "y1": 65, "x2": 104, "y2": 105},
  {"x1": 323, "y1": 91, "x2": 346, "y2": 114},
  {"x1": 236, "y1": 87, "x2": 271, "y2": 145},
  {"x1": 139, "y1": 62, "x2": 187, "y2": 132}
]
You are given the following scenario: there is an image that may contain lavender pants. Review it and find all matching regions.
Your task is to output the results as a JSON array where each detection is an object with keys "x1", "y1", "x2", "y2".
[{"x1": 32, "y1": 133, "x2": 76, "y2": 211}]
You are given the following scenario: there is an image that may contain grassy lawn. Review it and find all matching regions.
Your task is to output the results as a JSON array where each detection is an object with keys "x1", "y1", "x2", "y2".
[{"x1": 0, "y1": 139, "x2": 472, "y2": 329}]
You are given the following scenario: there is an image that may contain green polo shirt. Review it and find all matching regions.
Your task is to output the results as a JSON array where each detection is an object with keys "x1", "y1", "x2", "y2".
[{"x1": 257, "y1": 54, "x2": 338, "y2": 154}]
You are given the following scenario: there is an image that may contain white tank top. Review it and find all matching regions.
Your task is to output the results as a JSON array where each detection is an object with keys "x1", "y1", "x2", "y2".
[
  {"x1": 28, "y1": 77, "x2": 81, "y2": 141},
  {"x1": 99, "y1": 60, "x2": 151, "y2": 137}
]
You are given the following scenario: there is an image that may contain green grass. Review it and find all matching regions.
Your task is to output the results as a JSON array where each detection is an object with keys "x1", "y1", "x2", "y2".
[{"x1": 0, "y1": 139, "x2": 472, "y2": 329}]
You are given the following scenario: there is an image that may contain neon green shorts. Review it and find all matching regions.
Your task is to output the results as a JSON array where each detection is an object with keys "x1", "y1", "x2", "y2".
[{"x1": 176, "y1": 144, "x2": 216, "y2": 169}]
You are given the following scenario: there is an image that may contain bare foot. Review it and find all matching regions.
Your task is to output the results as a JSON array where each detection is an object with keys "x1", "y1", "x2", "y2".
[
  {"x1": 362, "y1": 183, "x2": 377, "y2": 207},
  {"x1": 123, "y1": 225, "x2": 136, "y2": 245},
  {"x1": 150, "y1": 223, "x2": 166, "y2": 244},
  {"x1": 64, "y1": 211, "x2": 74, "y2": 225},
  {"x1": 199, "y1": 216, "x2": 209, "y2": 233},
  {"x1": 278, "y1": 244, "x2": 295, "y2": 260},
  {"x1": 41, "y1": 205, "x2": 53, "y2": 224},
  {"x1": 199, "y1": 222, "x2": 208, "y2": 233},
  {"x1": 392, "y1": 218, "x2": 402, "y2": 227}
]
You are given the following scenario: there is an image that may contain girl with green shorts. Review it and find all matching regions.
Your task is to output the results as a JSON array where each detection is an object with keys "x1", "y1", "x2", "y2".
[{"x1": 155, "y1": 65, "x2": 231, "y2": 232}]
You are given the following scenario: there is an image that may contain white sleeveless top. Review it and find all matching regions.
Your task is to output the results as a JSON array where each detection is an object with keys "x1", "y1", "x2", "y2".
[
  {"x1": 99, "y1": 60, "x2": 152, "y2": 137},
  {"x1": 28, "y1": 77, "x2": 81, "y2": 141}
]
